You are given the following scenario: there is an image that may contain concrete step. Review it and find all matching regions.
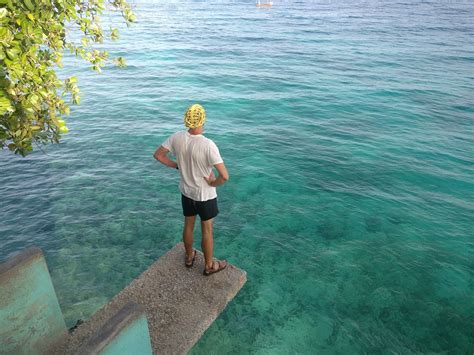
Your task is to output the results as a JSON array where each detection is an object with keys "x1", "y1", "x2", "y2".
[{"x1": 56, "y1": 243, "x2": 247, "y2": 354}]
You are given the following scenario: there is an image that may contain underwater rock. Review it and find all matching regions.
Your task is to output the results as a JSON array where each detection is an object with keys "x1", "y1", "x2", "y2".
[
  {"x1": 313, "y1": 314, "x2": 334, "y2": 344},
  {"x1": 365, "y1": 216, "x2": 382, "y2": 233},
  {"x1": 317, "y1": 220, "x2": 346, "y2": 240},
  {"x1": 371, "y1": 287, "x2": 394, "y2": 318}
]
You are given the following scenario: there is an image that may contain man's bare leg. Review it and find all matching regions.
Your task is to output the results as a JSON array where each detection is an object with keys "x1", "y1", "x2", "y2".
[
  {"x1": 183, "y1": 216, "x2": 196, "y2": 263},
  {"x1": 201, "y1": 218, "x2": 214, "y2": 269},
  {"x1": 201, "y1": 218, "x2": 228, "y2": 273}
]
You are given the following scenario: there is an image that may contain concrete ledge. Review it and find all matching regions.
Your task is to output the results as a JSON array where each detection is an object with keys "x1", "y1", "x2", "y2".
[
  {"x1": 0, "y1": 247, "x2": 43, "y2": 279},
  {"x1": 77, "y1": 302, "x2": 152, "y2": 355},
  {"x1": 0, "y1": 247, "x2": 67, "y2": 354},
  {"x1": 57, "y1": 243, "x2": 247, "y2": 354}
]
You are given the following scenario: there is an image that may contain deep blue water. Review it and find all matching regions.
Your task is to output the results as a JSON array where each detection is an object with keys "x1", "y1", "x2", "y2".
[{"x1": 1, "y1": 0, "x2": 473, "y2": 353}]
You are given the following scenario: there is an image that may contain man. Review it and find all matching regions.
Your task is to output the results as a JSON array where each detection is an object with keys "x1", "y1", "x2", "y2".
[{"x1": 154, "y1": 104, "x2": 229, "y2": 276}]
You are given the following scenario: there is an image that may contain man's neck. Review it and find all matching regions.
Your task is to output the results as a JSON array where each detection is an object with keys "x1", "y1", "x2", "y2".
[{"x1": 188, "y1": 127, "x2": 203, "y2": 135}]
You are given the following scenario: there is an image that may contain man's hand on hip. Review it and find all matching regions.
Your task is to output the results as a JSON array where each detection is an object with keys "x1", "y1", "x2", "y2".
[
  {"x1": 204, "y1": 170, "x2": 216, "y2": 186},
  {"x1": 204, "y1": 163, "x2": 229, "y2": 187}
]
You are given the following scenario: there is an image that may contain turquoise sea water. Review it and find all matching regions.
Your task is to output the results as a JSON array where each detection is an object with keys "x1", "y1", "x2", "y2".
[{"x1": 1, "y1": 0, "x2": 473, "y2": 352}]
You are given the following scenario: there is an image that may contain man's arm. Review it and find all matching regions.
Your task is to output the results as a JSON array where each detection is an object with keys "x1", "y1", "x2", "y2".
[
  {"x1": 204, "y1": 162, "x2": 229, "y2": 187},
  {"x1": 153, "y1": 146, "x2": 178, "y2": 169}
]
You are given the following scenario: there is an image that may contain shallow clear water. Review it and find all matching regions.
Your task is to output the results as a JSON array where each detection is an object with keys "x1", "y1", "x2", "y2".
[{"x1": 1, "y1": 0, "x2": 473, "y2": 352}]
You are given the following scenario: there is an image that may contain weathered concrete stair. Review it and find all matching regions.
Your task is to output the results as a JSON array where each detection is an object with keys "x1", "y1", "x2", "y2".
[{"x1": 56, "y1": 243, "x2": 247, "y2": 354}]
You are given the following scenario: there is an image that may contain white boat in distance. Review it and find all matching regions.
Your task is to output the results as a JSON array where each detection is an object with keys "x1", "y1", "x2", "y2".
[{"x1": 256, "y1": 0, "x2": 273, "y2": 7}]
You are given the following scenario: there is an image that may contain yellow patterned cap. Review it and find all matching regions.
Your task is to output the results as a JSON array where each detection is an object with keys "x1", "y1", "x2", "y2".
[{"x1": 184, "y1": 104, "x2": 206, "y2": 128}]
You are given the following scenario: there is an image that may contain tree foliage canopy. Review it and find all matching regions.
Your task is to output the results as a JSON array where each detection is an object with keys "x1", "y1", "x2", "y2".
[{"x1": 0, "y1": 0, "x2": 135, "y2": 156}]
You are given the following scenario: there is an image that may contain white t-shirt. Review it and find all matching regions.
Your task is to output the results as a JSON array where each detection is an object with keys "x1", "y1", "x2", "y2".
[{"x1": 162, "y1": 131, "x2": 223, "y2": 202}]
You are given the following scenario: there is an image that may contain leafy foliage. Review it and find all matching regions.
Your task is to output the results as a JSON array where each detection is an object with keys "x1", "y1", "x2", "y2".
[{"x1": 0, "y1": 0, "x2": 135, "y2": 156}]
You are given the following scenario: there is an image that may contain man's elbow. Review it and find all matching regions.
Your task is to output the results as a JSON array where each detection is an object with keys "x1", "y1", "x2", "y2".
[
  {"x1": 221, "y1": 172, "x2": 229, "y2": 182},
  {"x1": 154, "y1": 152, "x2": 163, "y2": 162}
]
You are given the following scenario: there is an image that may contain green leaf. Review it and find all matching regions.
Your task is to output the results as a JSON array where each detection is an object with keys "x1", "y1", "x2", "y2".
[
  {"x1": 114, "y1": 56, "x2": 126, "y2": 67},
  {"x1": 6, "y1": 47, "x2": 20, "y2": 60},
  {"x1": 22, "y1": 0, "x2": 35, "y2": 11},
  {"x1": 0, "y1": 8, "x2": 8, "y2": 19},
  {"x1": 29, "y1": 93, "x2": 39, "y2": 106},
  {"x1": 0, "y1": 93, "x2": 13, "y2": 115},
  {"x1": 110, "y1": 28, "x2": 119, "y2": 40}
]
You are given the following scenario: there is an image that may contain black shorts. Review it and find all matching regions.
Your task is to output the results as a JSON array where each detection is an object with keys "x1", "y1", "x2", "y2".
[{"x1": 181, "y1": 194, "x2": 219, "y2": 221}]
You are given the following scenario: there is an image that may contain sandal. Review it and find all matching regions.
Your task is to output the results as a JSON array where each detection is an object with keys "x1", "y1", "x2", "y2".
[
  {"x1": 185, "y1": 249, "x2": 196, "y2": 268},
  {"x1": 203, "y1": 260, "x2": 228, "y2": 276}
]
